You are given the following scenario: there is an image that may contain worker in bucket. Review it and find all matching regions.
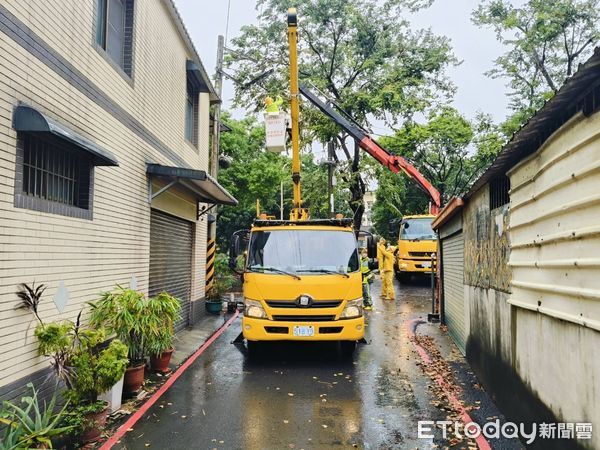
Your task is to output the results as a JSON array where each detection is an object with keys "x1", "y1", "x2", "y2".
[
  {"x1": 265, "y1": 95, "x2": 284, "y2": 114},
  {"x1": 360, "y1": 248, "x2": 373, "y2": 310},
  {"x1": 377, "y1": 238, "x2": 387, "y2": 298},
  {"x1": 380, "y1": 241, "x2": 396, "y2": 301}
]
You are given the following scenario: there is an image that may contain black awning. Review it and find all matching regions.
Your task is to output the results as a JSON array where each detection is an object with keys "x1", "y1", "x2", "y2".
[
  {"x1": 186, "y1": 60, "x2": 220, "y2": 104},
  {"x1": 12, "y1": 105, "x2": 119, "y2": 166},
  {"x1": 147, "y1": 163, "x2": 237, "y2": 206}
]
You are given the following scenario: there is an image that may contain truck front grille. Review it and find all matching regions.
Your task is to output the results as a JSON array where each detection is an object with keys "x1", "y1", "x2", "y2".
[
  {"x1": 266, "y1": 300, "x2": 342, "y2": 308},
  {"x1": 272, "y1": 315, "x2": 335, "y2": 322},
  {"x1": 409, "y1": 252, "x2": 432, "y2": 258}
]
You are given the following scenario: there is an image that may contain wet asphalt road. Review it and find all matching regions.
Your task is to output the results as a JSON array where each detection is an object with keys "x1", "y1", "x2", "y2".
[{"x1": 114, "y1": 278, "x2": 499, "y2": 450}]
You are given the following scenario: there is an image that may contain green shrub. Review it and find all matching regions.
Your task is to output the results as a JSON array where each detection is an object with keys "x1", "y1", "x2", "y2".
[
  {"x1": 34, "y1": 318, "x2": 128, "y2": 405},
  {"x1": 145, "y1": 292, "x2": 181, "y2": 356},
  {"x1": 207, "y1": 253, "x2": 236, "y2": 301}
]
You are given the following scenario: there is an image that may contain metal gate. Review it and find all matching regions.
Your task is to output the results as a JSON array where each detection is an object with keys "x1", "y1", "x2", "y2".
[
  {"x1": 442, "y1": 232, "x2": 466, "y2": 354},
  {"x1": 149, "y1": 209, "x2": 193, "y2": 332}
]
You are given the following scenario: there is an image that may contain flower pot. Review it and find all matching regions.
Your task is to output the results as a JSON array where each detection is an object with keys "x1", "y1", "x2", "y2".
[
  {"x1": 150, "y1": 348, "x2": 174, "y2": 373},
  {"x1": 123, "y1": 363, "x2": 145, "y2": 395},
  {"x1": 81, "y1": 404, "x2": 109, "y2": 444},
  {"x1": 205, "y1": 300, "x2": 222, "y2": 315},
  {"x1": 99, "y1": 375, "x2": 124, "y2": 412}
]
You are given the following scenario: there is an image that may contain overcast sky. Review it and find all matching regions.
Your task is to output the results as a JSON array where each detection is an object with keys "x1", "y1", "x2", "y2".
[{"x1": 174, "y1": 0, "x2": 517, "y2": 124}]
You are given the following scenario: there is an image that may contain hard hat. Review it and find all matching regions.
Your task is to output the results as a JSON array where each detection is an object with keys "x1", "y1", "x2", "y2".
[
  {"x1": 380, "y1": 238, "x2": 387, "y2": 244},
  {"x1": 265, "y1": 97, "x2": 274, "y2": 105}
]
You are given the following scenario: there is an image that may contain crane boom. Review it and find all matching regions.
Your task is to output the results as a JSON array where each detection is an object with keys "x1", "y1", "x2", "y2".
[{"x1": 299, "y1": 84, "x2": 442, "y2": 215}]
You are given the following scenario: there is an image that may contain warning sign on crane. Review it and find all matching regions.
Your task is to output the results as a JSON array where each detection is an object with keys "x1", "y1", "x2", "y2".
[{"x1": 265, "y1": 112, "x2": 286, "y2": 153}]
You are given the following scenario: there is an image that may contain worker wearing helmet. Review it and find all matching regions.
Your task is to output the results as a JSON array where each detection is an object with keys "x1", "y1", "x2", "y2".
[
  {"x1": 265, "y1": 96, "x2": 283, "y2": 114},
  {"x1": 380, "y1": 243, "x2": 396, "y2": 301},
  {"x1": 377, "y1": 238, "x2": 387, "y2": 298},
  {"x1": 360, "y1": 248, "x2": 373, "y2": 310}
]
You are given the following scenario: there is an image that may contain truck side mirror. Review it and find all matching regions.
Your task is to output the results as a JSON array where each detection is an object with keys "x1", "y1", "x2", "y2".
[
  {"x1": 388, "y1": 218, "x2": 401, "y2": 235},
  {"x1": 228, "y1": 235, "x2": 241, "y2": 270},
  {"x1": 366, "y1": 235, "x2": 377, "y2": 259}
]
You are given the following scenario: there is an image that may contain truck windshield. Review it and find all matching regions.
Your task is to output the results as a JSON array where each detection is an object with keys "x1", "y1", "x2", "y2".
[
  {"x1": 247, "y1": 230, "x2": 359, "y2": 274},
  {"x1": 400, "y1": 218, "x2": 436, "y2": 241}
]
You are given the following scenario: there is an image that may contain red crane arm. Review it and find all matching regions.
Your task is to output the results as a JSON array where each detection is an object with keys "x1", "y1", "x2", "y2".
[
  {"x1": 358, "y1": 136, "x2": 441, "y2": 215},
  {"x1": 299, "y1": 84, "x2": 442, "y2": 215}
]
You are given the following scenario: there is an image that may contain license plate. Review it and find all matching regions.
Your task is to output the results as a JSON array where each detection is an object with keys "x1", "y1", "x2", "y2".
[
  {"x1": 422, "y1": 262, "x2": 431, "y2": 268},
  {"x1": 293, "y1": 325, "x2": 315, "y2": 337}
]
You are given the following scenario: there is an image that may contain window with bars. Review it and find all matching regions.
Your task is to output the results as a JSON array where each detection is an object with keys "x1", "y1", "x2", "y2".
[
  {"x1": 21, "y1": 135, "x2": 90, "y2": 209},
  {"x1": 489, "y1": 175, "x2": 510, "y2": 210}
]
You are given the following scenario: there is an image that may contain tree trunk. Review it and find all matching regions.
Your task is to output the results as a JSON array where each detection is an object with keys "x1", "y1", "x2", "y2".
[{"x1": 350, "y1": 140, "x2": 366, "y2": 232}]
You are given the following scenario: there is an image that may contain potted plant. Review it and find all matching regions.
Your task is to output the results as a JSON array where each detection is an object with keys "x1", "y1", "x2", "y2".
[
  {"x1": 206, "y1": 254, "x2": 236, "y2": 314},
  {"x1": 0, "y1": 384, "x2": 73, "y2": 449},
  {"x1": 146, "y1": 292, "x2": 181, "y2": 373},
  {"x1": 34, "y1": 319, "x2": 128, "y2": 443},
  {"x1": 89, "y1": 287, "x2": 161, "y2": 395}
]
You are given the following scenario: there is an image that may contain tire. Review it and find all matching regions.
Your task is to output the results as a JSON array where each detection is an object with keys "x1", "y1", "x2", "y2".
[
  {"x1": 398, "y1": 272, "x2": 411, "y2": 284},
  {"x1": 247, "y1": 340, "x2": 261, "y2": 357},
  {"x1": 340, "y1": 341, "x2": 357, "y2": 357}
]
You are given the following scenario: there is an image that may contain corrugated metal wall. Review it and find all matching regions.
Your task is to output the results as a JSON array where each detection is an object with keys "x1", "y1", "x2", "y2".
[
  {"x1": 442, "y1": 232, "x2": 466, "y2": 354},
  {"x1": 508, "y1": 112, "x2": 600, "y2": 331},
  {"x1": 149, "y1": 209, "x2": 193, "y2": 332}
]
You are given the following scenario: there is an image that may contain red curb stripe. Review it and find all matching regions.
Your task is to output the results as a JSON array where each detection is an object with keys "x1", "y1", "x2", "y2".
[
  {"x1": 99, "y1": 310, "x2": 240, "y2": 450},
  {"x1": 406, "y1": 319, "x2": 492, "y2": 450}
]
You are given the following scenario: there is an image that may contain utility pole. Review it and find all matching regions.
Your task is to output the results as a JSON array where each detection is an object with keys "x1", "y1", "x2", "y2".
[
  {"x1": 206, "y1": 35, "x2": 225, "y2": 294},
  {"x1": 327, "y1": 140, "x2": 335, "y2": 217}
]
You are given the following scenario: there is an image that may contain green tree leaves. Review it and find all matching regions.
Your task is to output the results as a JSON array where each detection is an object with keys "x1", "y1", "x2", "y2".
[{"x1": 473, "y1": 0, "x2": 600, "y2": 113}]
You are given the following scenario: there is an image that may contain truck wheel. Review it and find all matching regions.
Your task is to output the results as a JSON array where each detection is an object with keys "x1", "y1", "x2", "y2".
[
  {"x1": 247, "y1": 340, "x2": 261, "y2": 357},
  {"x1": 340, "y1": 341, "x2": 357, "y2": 357},
  {"x1": 398, "y1": 272, "x2": 411, "y2": 284}
]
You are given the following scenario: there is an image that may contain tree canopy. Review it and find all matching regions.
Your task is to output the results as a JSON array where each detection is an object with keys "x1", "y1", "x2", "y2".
[{"x1": 473, "y1": 0, "x2": 600, "y2": 117}]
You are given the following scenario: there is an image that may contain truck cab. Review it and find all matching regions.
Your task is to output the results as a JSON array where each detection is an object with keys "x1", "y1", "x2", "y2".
[
  {"x1": 230, "y1": 218, "x2": 373, "y2": 354},
  {"x1": 395, "y1": 214, "x2": 437, "y2": 282}
]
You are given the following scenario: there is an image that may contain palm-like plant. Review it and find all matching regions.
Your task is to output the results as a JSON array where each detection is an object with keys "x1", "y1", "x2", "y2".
[
  {"x1": 146, "y1": 292, "x2": 181, "y2": 356},
  {"x1": 15, "y1": 282, "x2": 46, "y2": 325},
  {"x1": 88, "y1": 287, "x2": 161, "y2": 364}
]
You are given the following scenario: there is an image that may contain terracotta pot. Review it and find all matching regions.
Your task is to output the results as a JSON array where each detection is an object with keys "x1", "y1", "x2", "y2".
[
  {"x1": 81, "y1": 404, "x2": 109, "y2": 444},
  {"x1": 123, "y1": 363, "x2": 145, "y2": 395},
  {"x1": 150, "y1": 348, "x2": 174, "y2": 373}
]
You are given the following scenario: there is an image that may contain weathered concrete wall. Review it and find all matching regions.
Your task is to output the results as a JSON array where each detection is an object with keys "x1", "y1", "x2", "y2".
[{"x1": 463, "y1": 187, "x2": 511, "y2": 292}]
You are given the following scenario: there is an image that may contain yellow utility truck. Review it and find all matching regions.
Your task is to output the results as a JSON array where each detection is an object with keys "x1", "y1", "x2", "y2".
[
  {"x1": 395, "y1": 214, "x2": 437, "y2": 282},
  {"x1": 228, "y1": 8, "x2": 375, "y2": 355}
]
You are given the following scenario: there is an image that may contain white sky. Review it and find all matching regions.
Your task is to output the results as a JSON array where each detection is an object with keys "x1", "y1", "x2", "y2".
[{"x1": 174, "y1": 0, "x2": 515, "y2": 123}]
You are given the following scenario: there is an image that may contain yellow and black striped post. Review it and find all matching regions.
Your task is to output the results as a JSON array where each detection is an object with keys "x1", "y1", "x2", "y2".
[{"x1": 205, "y1": 237, "x2": 216, "y2": 291}]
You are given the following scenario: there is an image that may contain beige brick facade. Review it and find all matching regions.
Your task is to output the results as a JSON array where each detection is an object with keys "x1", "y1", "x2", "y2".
[{"x1": 0, "y1": 0, "x2": 220, "y2": 391}]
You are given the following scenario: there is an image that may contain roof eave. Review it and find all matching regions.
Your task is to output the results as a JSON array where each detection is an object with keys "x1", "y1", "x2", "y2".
[
  {"x1": 431, "y1": 197, "x2": 465, "y2": 230},
  {"x1": 163, "y1": 0, "x2": 220, "y2": 103}
]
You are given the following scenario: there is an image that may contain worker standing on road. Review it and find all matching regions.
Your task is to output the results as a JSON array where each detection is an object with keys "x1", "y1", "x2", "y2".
[
  {"x1": 360, "y1": 248, "x2": 373, "y2": 310},
  {"x1": 377, "y1": 238, "x2": 387, "y2": 298},
  {"x1": 380, "y1": 243, "x2": 396, "y2": 301},
  {"x1": 265, "y1": 96, "x2": 284, "y2": 114}
]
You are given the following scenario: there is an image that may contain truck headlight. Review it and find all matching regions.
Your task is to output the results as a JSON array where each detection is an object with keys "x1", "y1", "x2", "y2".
[
  {"x1": 340, "y1": 298, "x2": 363, "y2": 319},
  {"x1": 244, "y1": 299, "x2": 266, "y2": 319}
]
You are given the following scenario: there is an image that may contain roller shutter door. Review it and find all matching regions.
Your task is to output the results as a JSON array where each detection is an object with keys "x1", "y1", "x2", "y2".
[
  {"x1": 149, "y1": 209, "x2": 193, "y2": 332},
  {"x1": 442, "y1": 232, "x2": 466, "y2": 354}
]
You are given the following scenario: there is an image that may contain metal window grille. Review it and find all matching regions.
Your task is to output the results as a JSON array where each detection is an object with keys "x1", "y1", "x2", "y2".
[
  {"x1": 22, "y1": 135, "x2": 85, "y2": 208},
  {"x1": 489, "y1": 175, "x2": 510, "y2": 210}
]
